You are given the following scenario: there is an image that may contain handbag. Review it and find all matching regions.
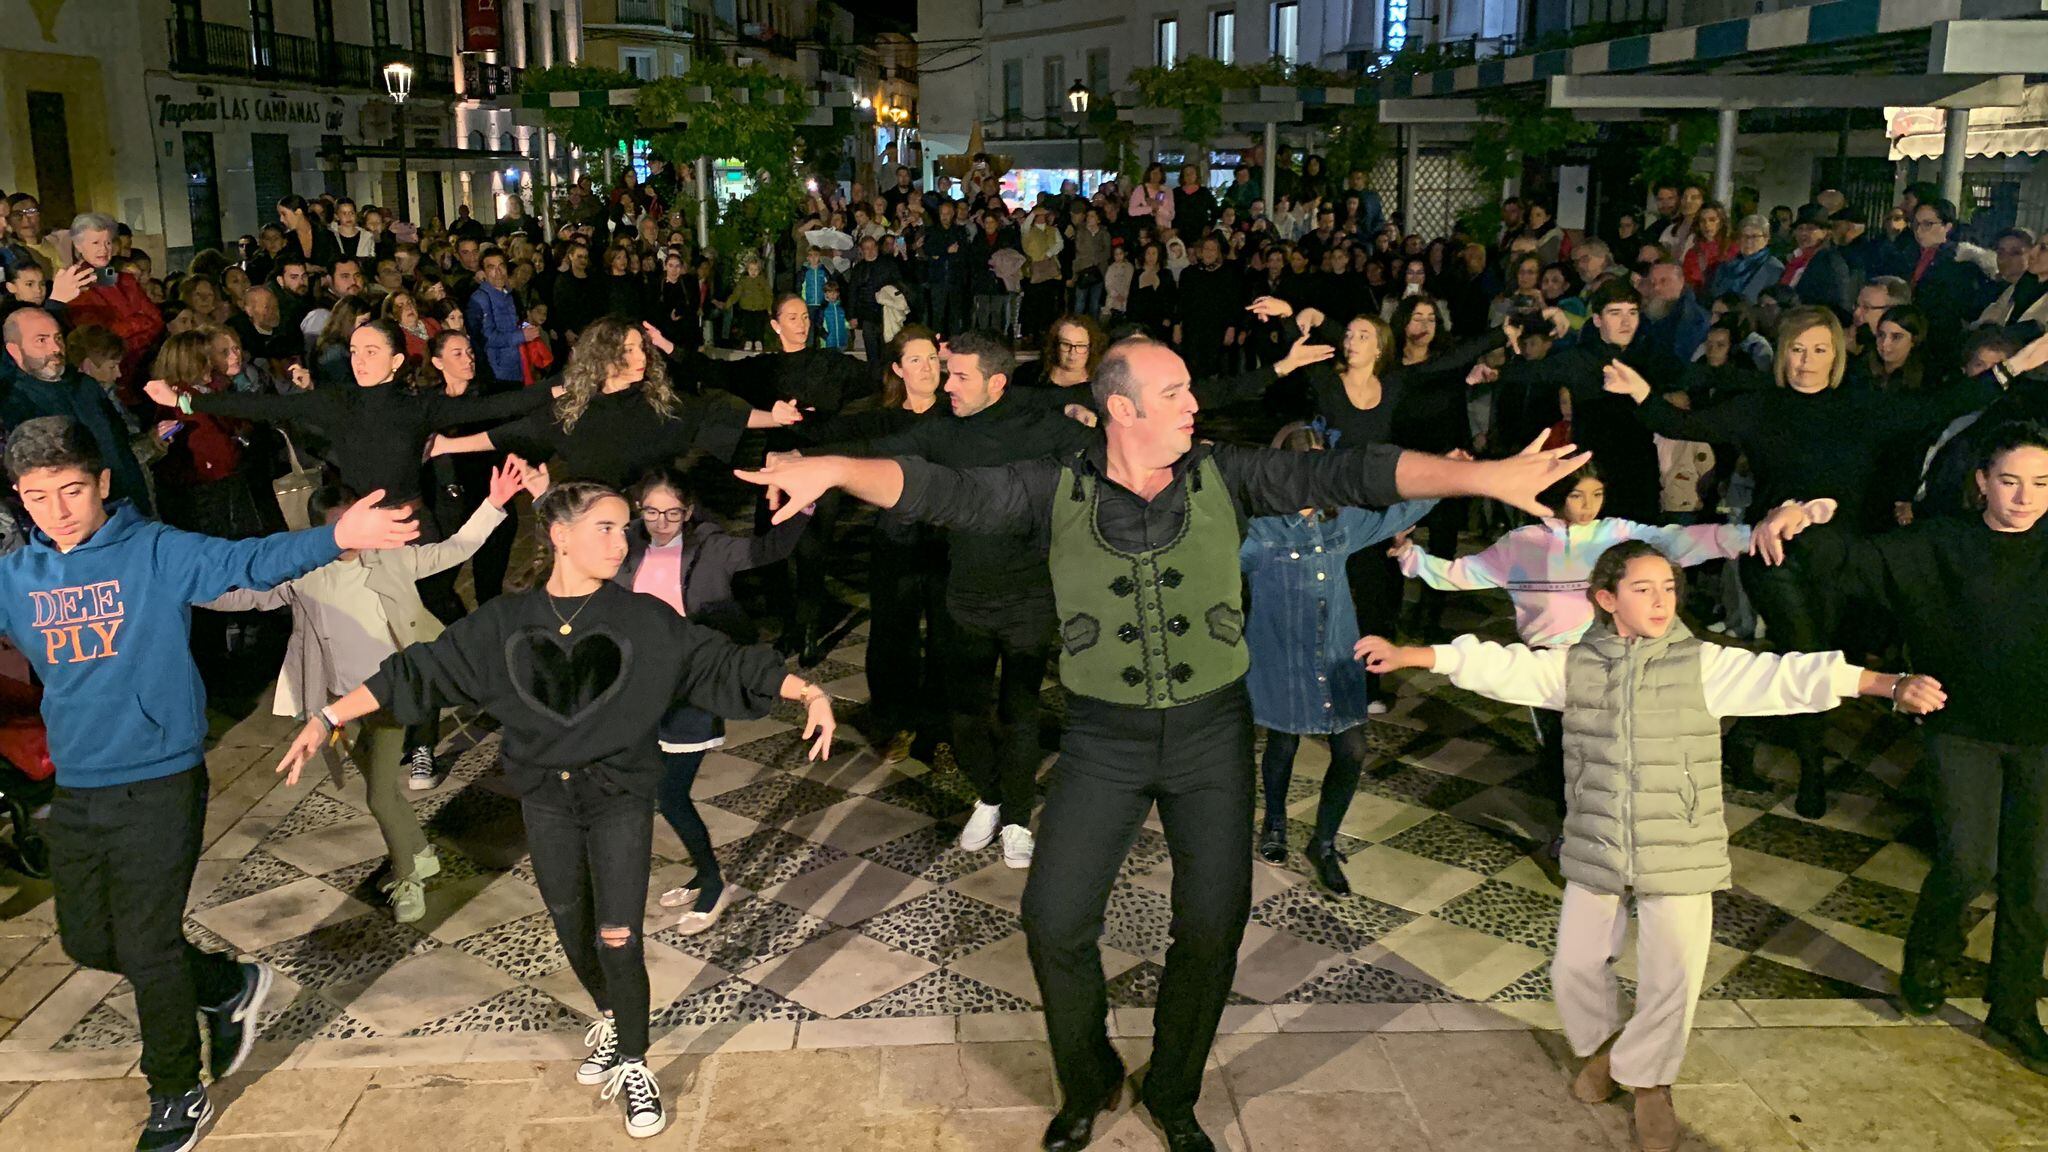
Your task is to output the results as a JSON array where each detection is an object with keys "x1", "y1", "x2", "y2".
[{"x1": 273, "y1": 432, "x2": 321, "y2": 530}]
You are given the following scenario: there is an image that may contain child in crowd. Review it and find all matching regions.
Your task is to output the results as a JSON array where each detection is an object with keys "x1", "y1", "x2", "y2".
[
  {"x1": 818, "y1": 279, "x2": 851, "y2": 351},
  {"x1": 726, "y1": 252, "x2": 772, "y2": 351},
  {"x1": 1358, "y1": 539, "x2": 1942, "y2": 1152},
  {"x1": 203, "y1": 458, "x2": 538, "y2": 923},
  {"x1": 798, "y1": 246, "x2": 833, "y2": 329},
  {"x1": 1392, "y1": 464, "x2": 1832, "y2": 790},
  {"x1": 1240, "y1": 423, "x2": 1433, "y2": 892}
]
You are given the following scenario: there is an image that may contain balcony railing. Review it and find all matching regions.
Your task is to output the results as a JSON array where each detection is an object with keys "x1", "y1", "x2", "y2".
[{"x1": 167, "y1": 20, "x2": 454, "y2": 95}]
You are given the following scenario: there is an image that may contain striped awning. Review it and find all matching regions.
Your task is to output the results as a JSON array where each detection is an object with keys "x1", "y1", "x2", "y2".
[{"x1": 1380, "y1": 0, "x2": 2046, "y2": 99}]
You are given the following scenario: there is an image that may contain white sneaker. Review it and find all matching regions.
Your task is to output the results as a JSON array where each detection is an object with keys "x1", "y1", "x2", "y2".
[
  {"x1": 959, "y1": 801, "x2": 1003, "y2": 852},
  {"x1": 1366, "y1": 699, "x2": 1389, "y2": 716},
  {"x1": 1001, "y1": 823, "x2": 1035, "y2": 869},
  {"x1": 577, "y1": 1013, "x2": 620, "y2": 1085},
  {"x1": 601, "y1": 1058, "x2": 666, "y2": 1138}
]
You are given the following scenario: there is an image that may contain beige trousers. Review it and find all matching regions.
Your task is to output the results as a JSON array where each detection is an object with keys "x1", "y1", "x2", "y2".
[{"x1": 1553, "y1": 882, "x2": 1714, "y2": 1089}]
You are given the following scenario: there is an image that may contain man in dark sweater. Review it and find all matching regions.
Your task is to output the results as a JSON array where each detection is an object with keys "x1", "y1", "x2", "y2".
[
  {"x1": 1793, "y1": 418, "x2": 2048, "y2": 1075},
  {"x1": 738, "y1": 337, "x2": 1585, "y2": 1152},
  {"x1": 2, "y1": 308, "x2": 152, "y2": 515},
  {"x1": 1174, "y1": 236, "x2": 1243, "y2": 380},
  {"x1": 0, "y1": 416, "x2": 417, "y2": 1152}
]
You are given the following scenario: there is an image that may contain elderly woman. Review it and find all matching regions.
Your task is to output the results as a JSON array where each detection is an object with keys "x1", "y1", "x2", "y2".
[
  {"x1": 62, "y1": 212, "x2": 164, "y2": 388},
  {"x1": 1605, "y1": 308, "x2": 2048, "y2": 816},
  {"x1": 1706, "y1": 215, "x2": 1782, "y2": 303}
]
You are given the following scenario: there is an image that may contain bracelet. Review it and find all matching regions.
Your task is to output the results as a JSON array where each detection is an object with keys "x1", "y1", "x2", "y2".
[
  {"x1": 177, "y1": 392, "x2": 194, "y2": 415},
  {"x1": 1889, "y1": 674, "x2": 1913, "y2": 711},
  {"x1": 796, "y1": 682, "x2": 825, "y2": 704},
  {"x1": 318, "y1": 705, "x2": 342, "y2": 732}
]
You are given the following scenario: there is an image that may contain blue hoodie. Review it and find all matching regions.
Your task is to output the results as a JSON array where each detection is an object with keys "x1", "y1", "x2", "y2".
[{"x1": 0, "y1": 502, "x2": 340, "y2": 788}]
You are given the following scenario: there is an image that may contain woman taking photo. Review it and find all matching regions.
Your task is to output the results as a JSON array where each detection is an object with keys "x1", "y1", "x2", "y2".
[
  {"x1": 1605, "y1": 308, "x2": 2048, "y2": 816},
  {"x1": 272, "y1": 480, "x2": 839, "y2": 1141}
]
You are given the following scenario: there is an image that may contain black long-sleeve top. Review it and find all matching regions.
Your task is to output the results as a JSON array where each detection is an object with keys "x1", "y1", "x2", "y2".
[
  {"x1": 1492, "y1": 335, "x2": 1685, "y2": 522},
  {"x1": 688, "y1": 347, "x2": 873, "y2": 453},
  {"x1": 488, "y1": 388, "x2": 753, "y2": 488},
  {"x1": 1799, "y1": 516, "x2": 2048, "y2": 744},
  {"x1": 190, "y1": 381, "x2": 551, "y2": 504},
  {"x1": 365, "y1": 584, "x2": 787, "y2": 796},
  {"x1": 1303, "y1": 329, "x2": 1506, "y2": 454},
  {"x1": 890, "y1": 439, "x2": 1405, "y2": 558},
  {"x1": 1634, "y1": 374, "x2": 2000, "y2": 534}
]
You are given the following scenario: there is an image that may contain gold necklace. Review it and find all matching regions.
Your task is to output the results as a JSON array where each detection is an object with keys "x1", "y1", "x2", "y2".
[{"x1": 546, "y1": 590, "x2": 595, "y2": 636}]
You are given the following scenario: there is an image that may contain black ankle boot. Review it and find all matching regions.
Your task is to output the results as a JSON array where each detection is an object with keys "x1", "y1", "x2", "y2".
[
  {"x1": 1043, "y1": 1069, "x2": 1125, "y2": 1151},
  {"x1": 798, "y1": 627, "x2": 827, "y2": 669},
  {"x1": 1304, "y1": 838, "x2": 1351, "y2": 895},
  {"x1": 1794, "y1": 758, "x2": 1828, "y2": 820},
  {"x1": 1258, "y1": 819, "x2": 1288, "y2": 864},
  {"x1": 1141, "y1": 1100, "x2": 1217, "y2": 1152},
  {"x1": 1898, "y1": 953, "x2": 1946, "y2": 1016}
]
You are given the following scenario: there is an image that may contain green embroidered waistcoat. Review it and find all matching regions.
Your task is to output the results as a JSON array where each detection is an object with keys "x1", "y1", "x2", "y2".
[{"x1": 1047, "y1": 455, "x2": 1248, "y2": 707}]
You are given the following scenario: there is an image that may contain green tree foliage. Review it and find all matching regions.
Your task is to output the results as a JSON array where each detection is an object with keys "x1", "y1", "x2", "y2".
[{"x1": 518, "y1": 63, "x2": 640, "y2": 157}]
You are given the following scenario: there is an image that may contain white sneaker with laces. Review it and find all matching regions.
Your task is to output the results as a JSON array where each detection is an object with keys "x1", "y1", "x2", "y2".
[
  {"x1": 959, "y1": 801, "x2": 1002, "y2": 852},
  {"x1": 1001, "y1": 823, "x2": 1035, "y2": 869},
  {"x1": 577, "y1": 1013, "x2": 620, "y2": 1085},
  {"x1": 602, "y1": 1059, "x2": 666, "y2": 1138}
]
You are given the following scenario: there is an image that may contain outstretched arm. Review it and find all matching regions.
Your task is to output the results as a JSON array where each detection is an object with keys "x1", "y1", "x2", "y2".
[
  {"x1": 1357, "y1": 633, "x2": 1567, "y2": 710},
  {"x1": 1394, "y1": 531, "x2": 1512, "y2": 592},
  {"x1": 736, "y1": 454, "x2": 1054, "y2": 535},
  {"x1": 1698, "y1": 645, "x2": 1942, "y2": 718}
]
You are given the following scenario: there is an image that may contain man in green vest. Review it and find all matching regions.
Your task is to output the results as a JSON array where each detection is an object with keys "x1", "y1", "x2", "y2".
[{"x1": 737, "y1": 337, "x2": 1587, "y2": 1152}]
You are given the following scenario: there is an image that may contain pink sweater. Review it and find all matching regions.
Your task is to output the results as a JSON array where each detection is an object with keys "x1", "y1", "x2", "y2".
[{"x1": 1399, "y1": 504, "x2": 1833, "y2": 649}]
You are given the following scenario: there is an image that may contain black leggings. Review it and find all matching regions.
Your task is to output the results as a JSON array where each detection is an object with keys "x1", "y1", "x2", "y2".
[
  {"x1": 656, "y1": 748, "x2": 724, "y2": 914},
  {"x1": 521, "y1": 774, "x2": 654, "y2": 1060},
  {"x1": 1259, "y1": 725, "x2": 1373, "y2": 844},
  {"x1": 1346, "y1": 546, "x2": 1405, "y2": 703}
]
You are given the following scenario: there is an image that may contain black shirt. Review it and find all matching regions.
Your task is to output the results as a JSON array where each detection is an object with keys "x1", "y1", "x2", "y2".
[
  {"x1": 1494, "y1": 335, "x2": 1683, "y2": 522},
  {"x1": 194, "y1": 382, "x2": 551, "y2": 504},
  {"x1": 366, "y1": 583, "x2": 787, "y2": 795},
  {"x1": 490, "y1": 387, "x2": 753, "y2": 488}
]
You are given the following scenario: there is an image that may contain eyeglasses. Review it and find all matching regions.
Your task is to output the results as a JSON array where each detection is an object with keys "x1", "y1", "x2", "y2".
[
  {"x1": 1913, "y1": 217, "x2": 1945, "y2": 230},
  {"x1": 1057, "y1": 341, "x2": 1090, "y2": 353},
  {"x1": 641, "y1": 508, "x2": 687, "y2": 523}
]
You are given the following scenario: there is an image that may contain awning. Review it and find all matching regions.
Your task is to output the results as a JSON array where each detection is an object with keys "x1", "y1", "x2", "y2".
[
  {"x1": 1887, "y1": 82, "x2": 2048, "y2": 159},
  {"x1": 1892, "y1": 123, "x2": 2048, "y2": 159}
]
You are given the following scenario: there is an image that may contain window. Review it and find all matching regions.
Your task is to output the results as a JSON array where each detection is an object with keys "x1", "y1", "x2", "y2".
[
  {"x1": 551, "y1": 12, "x2": 567, "y2": 62},
  {"x1": 1156, "y1": 18, "x2": 1178, "y2": 66},
  {"x1": 1211, "y1": 11, "x2": 1236, "y2": 65},
  {"x1": 1002, "y1": 59, "x2": 1023, "y2": 118},
  {"x1": 1086, "y1": 47, "x2": 1111, "y2": 97},
  {"x1": 249, "y1": 0, "x2": 275, "y2": 69},
  {"x1": 371, "y1": 0, "x2": 390, "y2": 47},
  {"x1": 409, "y1": 0, "x2": 428, "y2": 52},
  {"x1": 619, "y1": 47, "x2": 657, "y2": 79},
  {"x1": 671, "y1": 50, "x2": 691, "y2": 77},
  {"x1": 1270, "y1": 1, "x2": 1299, "y2": 61},
  {"x1": 312, "y1": 0, "x2": 335, "y2": 65},
  {"x1": 1382, "y1": 0, "x2": 1407, "y2": 52},
  {"x1": 1042, "y1": 56, "x2": 1065, "y2": 115}
]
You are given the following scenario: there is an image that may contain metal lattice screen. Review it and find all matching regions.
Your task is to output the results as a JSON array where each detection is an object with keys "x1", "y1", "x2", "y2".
[{"x1": 1370, "y1": 149, "x2": 1492, "y2": 239}]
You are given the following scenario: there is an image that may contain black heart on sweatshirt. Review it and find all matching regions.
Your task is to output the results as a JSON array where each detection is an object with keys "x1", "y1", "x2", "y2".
[{"x1": 506, "y1": 628, "x2": 629, "y2": 727}]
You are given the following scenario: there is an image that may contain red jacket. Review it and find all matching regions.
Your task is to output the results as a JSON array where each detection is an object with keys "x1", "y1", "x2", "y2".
[
  {"x1": 156, "y1": 374, "x2": 245, "y2": 484},
  {"x1": 66, "y1": 272, "x2": 165, "y2": 391}
]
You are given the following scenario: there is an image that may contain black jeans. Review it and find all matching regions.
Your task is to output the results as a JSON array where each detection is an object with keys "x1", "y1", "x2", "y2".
[
  {"x1": 1346, "y1": 547, "x2": 1405, "y2": 704},
  {"x1": 1260, "y1": 725, "x2": 1373, "y2": 843},
  {"x1": 656, "y1": 718, "x2": 723, "y2": 914},
  {"x1": 1022, "y1": 687, "x2": 1255, "y2": 1114},
  {"x1": 521, "y1": 773, "x2": 656, "y2": 1059},
  {"x1": 760, "y1": 489, "x2": 843, "y2": 643},
  {"x1": 49, "y1": 765, "x2": 243, "y2": 1097},
  {"x1": 1728, "y1": 550, "x2": 1842, "y2": 771},
  {"x1": 865, "y1": 534, "x2": 947, "y2": 739},
  {"x1": 1904, "y1": 733, "x2": 2048, "y2": 1018},
  {"x1": 946, "y1": 609, "x2": 1052, "y2": 829}
]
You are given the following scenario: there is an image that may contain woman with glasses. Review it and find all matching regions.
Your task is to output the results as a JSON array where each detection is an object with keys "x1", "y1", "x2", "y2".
[
  {"x1": 1707, "y1": 216, "x2": 1785, "y2": 304},
  {"x1": 1007, "y1": 314, "x2": 1105, "y2": 415}
]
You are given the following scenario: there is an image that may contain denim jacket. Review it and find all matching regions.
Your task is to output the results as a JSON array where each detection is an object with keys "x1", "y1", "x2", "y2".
[{"x1": 1240, "y1": 500, "x2": 1433, "y2": 733}]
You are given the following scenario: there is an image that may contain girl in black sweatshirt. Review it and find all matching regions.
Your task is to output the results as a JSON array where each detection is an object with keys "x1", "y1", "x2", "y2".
[{"x1": 273, "y1": 481, "x2": 837, "y2": 1141}]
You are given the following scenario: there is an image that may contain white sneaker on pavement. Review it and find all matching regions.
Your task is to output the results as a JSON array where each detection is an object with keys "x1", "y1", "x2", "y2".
[
  {"x1": 1001, "y1": 823, "x2": 1035, "y2": 869},
  {"x1": 959, "y1": 801, "x2": 1002, "y2": 852},
  {"x1": 601, "y1": 1059, "x2": 666, "y2": 1138},
  {"x1": 577, "y1": 1014, "x2": 620, "y2": 1085}
]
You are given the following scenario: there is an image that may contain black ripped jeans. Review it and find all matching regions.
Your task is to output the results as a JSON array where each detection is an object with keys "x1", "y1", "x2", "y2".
[{"x1": 521, "y1": 772, "x2": 655, "y2": 1059}]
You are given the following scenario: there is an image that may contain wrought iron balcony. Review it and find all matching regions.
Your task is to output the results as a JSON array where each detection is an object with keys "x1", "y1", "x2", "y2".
[{"x1": 167, "y1": 20, "x2": 454, "y2": 95}]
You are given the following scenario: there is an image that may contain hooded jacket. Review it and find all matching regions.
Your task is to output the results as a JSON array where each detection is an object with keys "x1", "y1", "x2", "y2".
[{"x1": 0, "y1": 503, "x2": 339, "y2": 787}]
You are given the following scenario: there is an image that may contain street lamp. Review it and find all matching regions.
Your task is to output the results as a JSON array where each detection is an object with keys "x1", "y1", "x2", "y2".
[
  {"x1": 1066, "y1": 81, "x2": 1092, "y2": 194},
  {"x1": 382, "y1": 61, "x2": 414, "y2": 223}
]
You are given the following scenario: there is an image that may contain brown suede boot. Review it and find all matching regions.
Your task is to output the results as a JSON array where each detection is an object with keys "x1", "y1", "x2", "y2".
[
  {"x1": 1571, "y1": 1044, "x2": 1618, "y2": 1103},
  {"x1": 1630, "y1": 1085, "x2": 1679, "y2": 1152}
]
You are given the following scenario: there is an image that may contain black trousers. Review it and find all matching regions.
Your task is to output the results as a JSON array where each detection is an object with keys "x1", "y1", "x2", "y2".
[
  {"x1": 946, "y1": 609, "x2": 1052, "y2": 829},
  {"x1": 1022, "y1": 687, "x2": 1255, "y2": 1114},
  {"x1": 865, "y1": 536, "x2": 947, "y2": 738},
  {"x1": 49, "y1": 765, "x2": 243, "y2": 1096},
  {"x1": 1409, "y1": 498, "x2": 1465, "y2": 635},
  {"x1": 761, "y1": 489, "x2": 844, "y2": 642},
  {"x1": 1346, "y1": 546, "x2": 1405, "y2": 703},
  {"x1": 1904, "y1": 732, "x2": 2048, "y2": 1018},
  {"x1": 521, "y1": 774, "x2": 655, "y2": 1059},
  {"x1": 1260, "y1": 725, "x2": 1372, "y2": 843},
  {"x1": 1727, "y1": 550, "x2": 1842, "y2": 770}
]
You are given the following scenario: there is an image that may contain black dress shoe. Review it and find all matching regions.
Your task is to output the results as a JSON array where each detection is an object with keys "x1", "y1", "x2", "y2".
[
  {"x1": 1794, "y1": 758, "x2": 1828, "y2": 820},
  {"x1": 1141, "y1": 1101, "x2": 1216, "y2": 1152},
  {"x1": 798, "y1": 629, "x2": 828, "y2": 669},
  {"x1": 1042, "y1": 1074, "x2": 1125, "y2": 1151},
  {"x1": 1304, "y1": 838, "x2": 1352, "y2": 896},
  {"x1": 1257, "y1": 820, "x2": 1288, "y2": 865},
  {"x1": 1985, "y1": 1011, "x2": 2048, "y2": 1076},
  {"x1": 1897, "y1": 954, "x2": 1946, "y2": 1016}
]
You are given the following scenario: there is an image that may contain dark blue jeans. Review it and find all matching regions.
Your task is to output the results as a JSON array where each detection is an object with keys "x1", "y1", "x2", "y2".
[{"x1": 522, "y1": 773, "x2": 654, "y2": 1059}]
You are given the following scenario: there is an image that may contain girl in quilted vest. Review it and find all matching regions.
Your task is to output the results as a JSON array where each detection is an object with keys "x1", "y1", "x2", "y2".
[{"x1": 1357, "y1": 540, "x2": 1942, "y2": 1152}]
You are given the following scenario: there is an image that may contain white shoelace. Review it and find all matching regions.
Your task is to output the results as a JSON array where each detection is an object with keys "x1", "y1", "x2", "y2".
[
  {"x1": 601, "y1": 1060, "x2": 661, "y2": 1111},
  {"x1": 582, "y1": 1015, "x2": 617, "y2": 1061}
]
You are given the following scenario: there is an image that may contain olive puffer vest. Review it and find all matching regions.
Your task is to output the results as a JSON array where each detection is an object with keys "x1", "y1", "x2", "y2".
[{"x1": 1561, "y1": 620, "x2": 1730, "y2": 897}]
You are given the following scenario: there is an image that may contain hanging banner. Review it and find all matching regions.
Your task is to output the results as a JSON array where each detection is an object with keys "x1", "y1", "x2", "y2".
[{"x1": 464, "y1": 0, "x2": 502, "y2": 53}]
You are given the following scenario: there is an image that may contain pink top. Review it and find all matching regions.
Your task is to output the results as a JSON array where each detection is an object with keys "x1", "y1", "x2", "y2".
[
  {"x1": 632, "y1": 536, "x2": 687, "y2": 617},
  {"x1": 1128, "y1": 185, "x2": 1174, "y2": 228}
]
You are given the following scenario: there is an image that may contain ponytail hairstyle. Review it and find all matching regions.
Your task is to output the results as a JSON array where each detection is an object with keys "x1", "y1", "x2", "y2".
[{"x1": 535, "y1": 481, "x2": 624, "y2": 543}]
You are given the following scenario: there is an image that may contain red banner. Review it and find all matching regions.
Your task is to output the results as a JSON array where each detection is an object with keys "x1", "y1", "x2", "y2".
[{"x1": 463, "y1": 0, "x2": 501, "y2": 53}]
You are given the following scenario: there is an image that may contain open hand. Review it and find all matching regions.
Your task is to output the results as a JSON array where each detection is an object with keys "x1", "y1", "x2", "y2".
[
  {"x1": 331, "y1": 490, "x2": 421, "y2": 551},
  {"x1": 803, "y1": 692, "x2": 837, "y2": 760},
  {"x1": 1600, "y1": 361, "x2": 1651, "y2": 404},
  {"x1": 640, "y1": 321, "x2": 675, "y2": 357},
  {"x1": 1245, "y1": 296, "x2": 1294, "y2": 322},
  {"x1": 486, "y1": 457, "x2": 532, "y2": 507},
  {"x1": 1275, "y1": 334, "x2": 1335, "y2": 376},
  {"x1": 734, "y1": 455, "x2": 842, "y2": 525},
  {"x1": 520, "y1": 461, "x2": 551, "y2": 499},
  {"x1": 1470, "y1": 432, "x2": 1592, "y2": 517},
  {"x1": 49, "y1": 263, "x2": 92, "y2": 305},
  {"x1": 274, "y1": 717, "x2": 329, "y2": 787}
]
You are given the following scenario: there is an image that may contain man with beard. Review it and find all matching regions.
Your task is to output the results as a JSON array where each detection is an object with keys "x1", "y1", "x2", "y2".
[
  {"x1": 1634, "y1": 258, "x2": 1711, "y2": 363},
  {"x1": 0, "y1": 308, "x2": 152, "y2": 512},
  {"x1": 1173, "y1": 236, "x2": 1242, "y2": 379}
]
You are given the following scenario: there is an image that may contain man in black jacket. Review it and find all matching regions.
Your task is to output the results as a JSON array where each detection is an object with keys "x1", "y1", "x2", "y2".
[
  {"x1": 1786, "y1": 205, "x2": 1857, "y2": 319},
  {"x1": 844, "y1": 235, "x2": 905, "y2": 375},
  {"x1": 1174, "y1": 236, "x2": 1242, "y2": 379}
]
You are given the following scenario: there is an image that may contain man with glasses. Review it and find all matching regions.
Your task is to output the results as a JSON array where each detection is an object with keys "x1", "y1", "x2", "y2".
[
  {"x1": 2, "y1": 194, "x2": 60, "y2": 280},
  {"x1": 1908, "y1": 197, "x2": 1994, "y2": 367},
  {"x1": 1975, "y1": 232, "x2": 2048, "y2": 330}
]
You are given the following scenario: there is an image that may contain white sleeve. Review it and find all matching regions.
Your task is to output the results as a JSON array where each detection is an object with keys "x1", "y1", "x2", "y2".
[
  {"x1": 1429, "y1": 634, "x2": 1567, "y2": 710},
  {"x1": 1698, "y1": 644, "x2": 1864, "y2": 718}
]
